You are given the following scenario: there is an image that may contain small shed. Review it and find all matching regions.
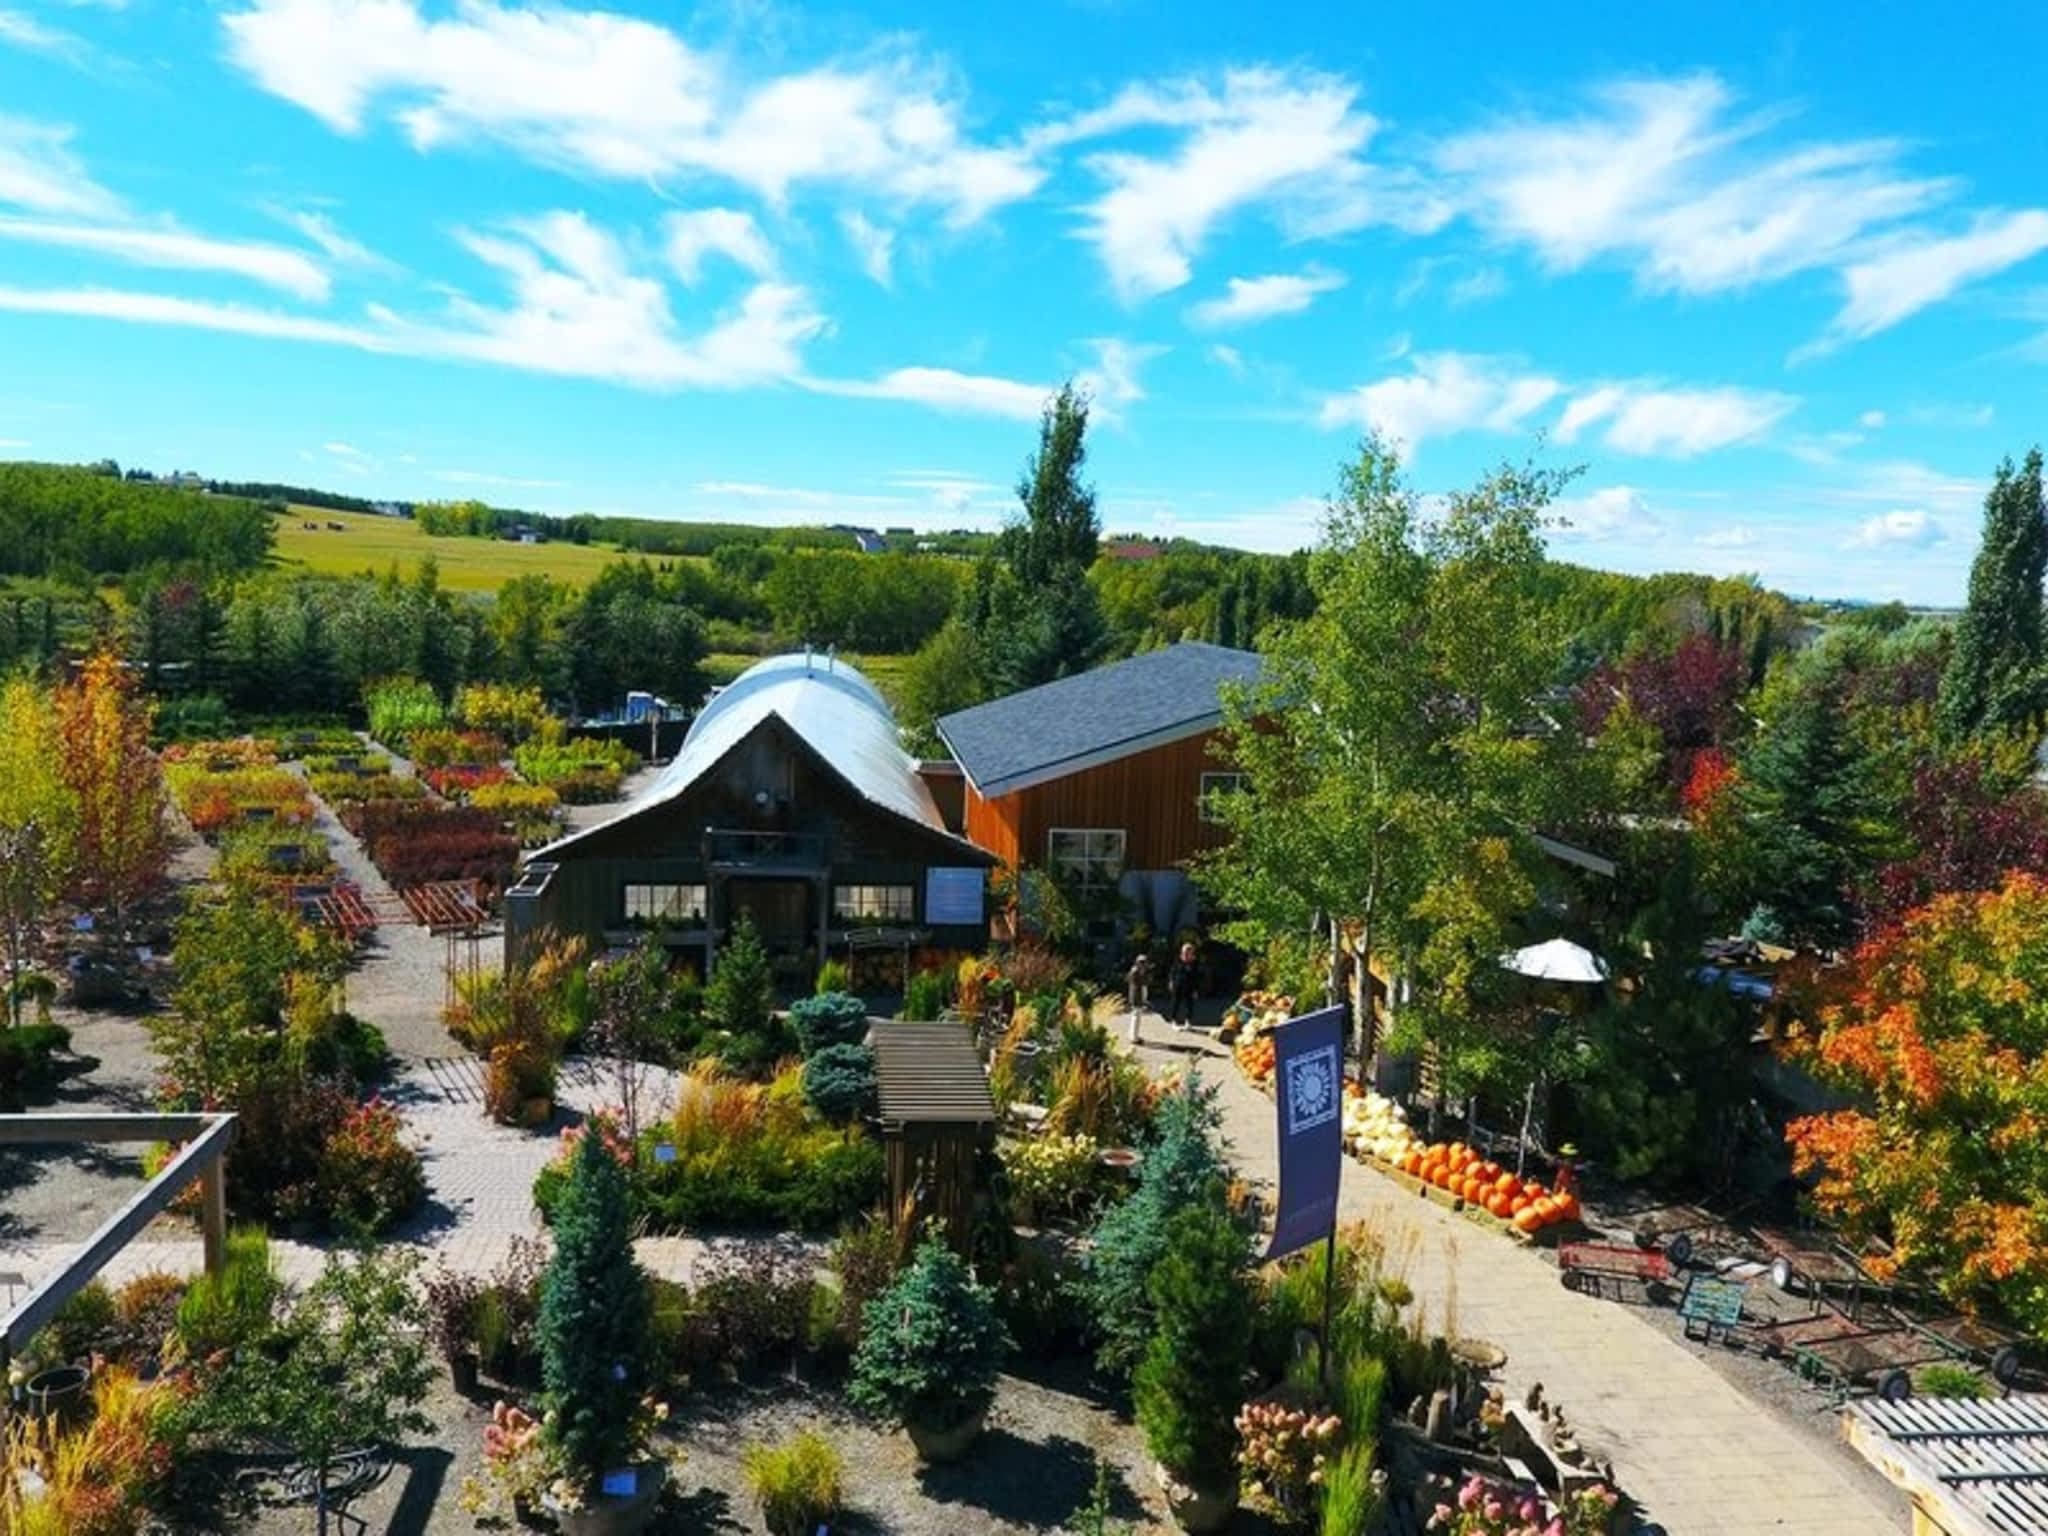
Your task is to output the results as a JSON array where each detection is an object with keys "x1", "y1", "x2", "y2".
[
  {"x1": 869, "y1": 1020, "x2": 997, "y2": 1255},
  {"x1": 1845, "y1": 1394, "x2": 2048, "y2": 1536}
]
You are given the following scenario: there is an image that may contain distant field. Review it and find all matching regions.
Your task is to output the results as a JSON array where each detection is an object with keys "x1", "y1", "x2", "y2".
[
  {"x1": 270, "y1": 506, "x2": 629, "y2": 591},
  {"x1": 705, "y1": 649, "x2": 912, "y2": 709}
]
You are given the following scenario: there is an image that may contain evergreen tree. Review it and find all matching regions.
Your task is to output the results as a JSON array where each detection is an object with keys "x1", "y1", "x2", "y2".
[
  {"x1": 1731, "y1": 668, "x2": 1879, "y2": 952},
  {"x1": 539, "y1": 1128, "x2": 650, "y2": 1488},
  {"x1": 1939, "y1": 449, "x2": 2048, "y2": 740},
  {"x1": 1004, "y1": 382, "x2": 1100, "y2": 586},
  {"x1": 1133, "y1": 1203, "x2": 1254, "y2": 1488}
]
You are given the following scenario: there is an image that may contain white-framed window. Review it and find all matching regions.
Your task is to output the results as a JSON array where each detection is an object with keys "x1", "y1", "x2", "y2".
[
  {"x1": 1199, "y1": 771, "x2": 1248, "y2": 824},
  {"x1": 834, "y1": 884, "x2": 915, "y2": 923},
  {"x1": 623, "y1": 883, "x2": 707, "y2": 923},
  {"x1": 1048, "y1": 828, "x2": 1126, "y2": 892}
]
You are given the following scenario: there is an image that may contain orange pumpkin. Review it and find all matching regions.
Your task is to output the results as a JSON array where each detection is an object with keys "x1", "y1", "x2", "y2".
[
  {"x1": 1510, "y1": 1195, "x2": 1532, "y2": 1216},
  {"x1": 1486, "y1": 1193, "x2": 1513, "y2": 1218},
  {"x1": 1554, "y1": 1192, "x2": 1581, "y2": 1222},
  {"x1": 1401, "y1": 1151, "x2": 1423, "y2": 1175},
  {"x1": 1531, "y1": 1197, "x2": 1559, "y2": 1225},
  {"x1": 1479, "y1": 1161, "x2": 1501, "y2": 1181},
  {"x1": 1512, "y1": 1206, "x2": 1543, "y2": 1234},
  {"x1": 1463, "y1": 1175, "x2": 1485, "y2": 1203},
  {"x1": 1494, "y1": 1173, "x2": 1522, "y2": 1199}
]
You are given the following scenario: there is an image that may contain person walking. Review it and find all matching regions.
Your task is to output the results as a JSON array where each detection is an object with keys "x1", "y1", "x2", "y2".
[
  {"x1": 1125, "y1": 951, "x2": 1153, "y2": 1044},
  {"x1": 1167, "y1": 941, "x2": 1200, "y2": 1032}
]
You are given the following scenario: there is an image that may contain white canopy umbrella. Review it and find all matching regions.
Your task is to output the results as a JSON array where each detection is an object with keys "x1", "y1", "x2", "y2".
[{"x1": 1499, "y1": 937, "x2": 1609, "y2": 984}]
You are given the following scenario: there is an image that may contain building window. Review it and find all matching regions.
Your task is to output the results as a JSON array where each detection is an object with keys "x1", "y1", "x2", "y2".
[
  {"x1": 1048, "y1": 828, "x2": 1127, "y2": 892},
  {"x1": 623, "y1": 883, "x2": 707, "y2": 924},
  {"x1": 1199, "y1": 772, "x2": 1248, "y2": 824},
  {"x1": 834, "y1": 884, "x2": 915, "y2": 923}
]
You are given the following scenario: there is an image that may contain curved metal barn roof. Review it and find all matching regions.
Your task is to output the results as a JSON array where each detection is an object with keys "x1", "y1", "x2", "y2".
[{"x1": 537, "y1": 652, "x2": 975, "y2": 858}]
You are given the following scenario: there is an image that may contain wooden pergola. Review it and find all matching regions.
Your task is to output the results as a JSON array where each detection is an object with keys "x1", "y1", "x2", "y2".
[
  {"x1": 0, "y1": 1112, "x2": 236, "y2": 1388},
  {"x1": 869, "y1": 1020, "x2": 996, "y2": 1255}
]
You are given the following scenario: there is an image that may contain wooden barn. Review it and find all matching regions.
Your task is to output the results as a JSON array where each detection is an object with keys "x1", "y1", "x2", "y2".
[
  {"x1": 936, "y1": 641, "x2": 1262, "y2": 937},
  {"x1": 504, "y1": 652, "x2": 994, "y2": 980}
]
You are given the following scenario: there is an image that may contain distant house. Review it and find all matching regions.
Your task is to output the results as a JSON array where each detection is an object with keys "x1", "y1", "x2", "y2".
[
  {"x1": 1104, "y1": 539, "x2": 1163, "y2": 562},
  {"x1": 937, "y1": 641, "x2": 1262, "y2": 936}
]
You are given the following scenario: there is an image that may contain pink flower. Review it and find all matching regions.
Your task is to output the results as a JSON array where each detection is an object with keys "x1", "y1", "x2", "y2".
[
  {"x1": 1458, "y1": 1476, "x2": 1486, "y2": 1512},
  {"x1": 1483, "y1": 1498, "x2": 1504, "y2": 1521}
]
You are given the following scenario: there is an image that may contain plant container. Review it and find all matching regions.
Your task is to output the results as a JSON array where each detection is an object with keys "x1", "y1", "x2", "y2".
[
  {"x1": 449, "y1": 1351, "x2": 480, "y2": 1394},
  {"x1": 906, "y1": 1407, "x2": 987, "y2": 1464},
  {"x1": 554, "y1": 1462, "x2": 667, "y2": 1536},
  {"x1": 1155, "y1": 1460, "x2": 1237, "y2": 1533},
  {"x1": 25, "y1": 1363, "x2": 90, "y2": 1426}
]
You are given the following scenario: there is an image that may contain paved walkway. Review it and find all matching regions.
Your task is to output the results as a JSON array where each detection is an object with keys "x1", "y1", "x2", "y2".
[{"x1": 1127, "y1": 1020, "x2": 1909, "y2": 1536}]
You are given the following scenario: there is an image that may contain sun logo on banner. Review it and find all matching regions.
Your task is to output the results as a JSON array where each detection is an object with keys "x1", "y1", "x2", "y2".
[{"x1": 1286, "y1": 1043, "x2": 1340, "y2": 1136}]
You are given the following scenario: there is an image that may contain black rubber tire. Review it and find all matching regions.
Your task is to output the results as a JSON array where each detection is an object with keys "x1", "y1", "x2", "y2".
[
  {"x1": 1667, "y1": 1232, "x2": 1695, "y2": 1267},
  {"x1": 1990, "y1": 1345, "x2": 2022, "y2": 1386},
  {"x1": 1769, "y1": 1256, "x2": 1795, "y2": 1292},
  {"x1": 1877, "y1": 1368, "x2": 1912, "y2": 1403},
  {"x1": 1633, "y1": 1226, "x2": 1657, "y2": 1251}
]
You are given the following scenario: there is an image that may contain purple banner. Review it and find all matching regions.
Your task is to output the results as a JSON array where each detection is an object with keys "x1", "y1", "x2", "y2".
[{"x1": 1266, "y1": 1005, "x2": 1346, "y2": 1262}]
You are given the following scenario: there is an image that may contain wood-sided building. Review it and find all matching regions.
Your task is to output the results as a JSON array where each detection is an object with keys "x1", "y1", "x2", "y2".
[
  {"x1": 936, "y1": 642, "x2": 1262, "y2": 937},
  {"x1": 505, "y1": 653, "x2": 994, "y2": 978}
]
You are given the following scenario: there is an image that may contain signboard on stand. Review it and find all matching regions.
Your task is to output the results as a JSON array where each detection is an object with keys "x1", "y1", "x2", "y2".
[
  {"x1": 1266, "y1": 1005, "x2": 1346, "y2": 1262},
  {"x1": 924, "y1": 867, "x2": 986, "y2": 927}
]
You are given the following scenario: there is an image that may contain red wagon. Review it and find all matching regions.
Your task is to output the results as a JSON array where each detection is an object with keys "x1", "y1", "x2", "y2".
[{"x1": 1559, "y1": 1241, "x2": 1674, "y2": 1303}]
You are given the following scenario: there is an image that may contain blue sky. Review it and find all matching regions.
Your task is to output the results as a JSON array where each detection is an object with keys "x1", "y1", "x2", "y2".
[{"x1": 2, "y1": 2, "x2": 2045, "y2": 603}]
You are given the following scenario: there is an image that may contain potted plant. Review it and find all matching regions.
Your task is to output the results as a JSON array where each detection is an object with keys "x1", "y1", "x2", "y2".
[
  {"x1": 1135, "y1": 1203, "x2": 1254, "y2": 1532},
  {"x1": 424, "y1": 1265, "x2": 483, "y2": 1393},
  {"x1": 538, "y1": 1129, "x2": 668, "y2": 1534},
  {"x1": 849, "y1": 1238, "x2": 1010, "y2": 1462}
]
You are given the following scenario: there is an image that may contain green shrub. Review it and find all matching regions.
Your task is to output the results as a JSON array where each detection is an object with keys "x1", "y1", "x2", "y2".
[
  {"x1": 1082, "y1": 1078, "x2": 1227, "y2": 1375},
  {"x1": 849, "y1": 1239, "x2": 1009, "y2": 1431},
  {"x1": 992, "y1": 1239, "x2": 1090, "y2": 1357},
  {"x1": 539, "y1": 1129, "x2": 650, "y2": 1489},
  {"x1": 826, "y1": 1212, "x2": 902, "y2": 1353},
  {"x1": 814, "y1": 959, "x2": 852, "y2": 996},
  {"x1": 316, "y1": 1098, "x2": 424, "y2": 1235},
  {"x1": 36, "y1": 1279, "x2": 116, "y2": 1364},
  {"x1": 0, "y1": 1021, "x2": 72, "y2": 1103},
  {"x1": 790, "y1": 991, "x2": 868, "y2": 1056},
  {"x1": 670, "y1": 1248, "x2": 817, "y2": 1377},
  {"x1": 1000, "y1": 1133, "x2": 1100, "y2": 1226},
  {"x1": 1134, "y1": 1203, "x2": 1255, "y2": 1487},
  {"x1": 801, "y1": 1043, "x2": 878, "y2": 1123},
  {"x1": 175, "y1": 1226, "x2": 281, "y2": 1357},
  {"x1": 364, "y1": 676, "x2": 445, "y2": 748},
  {"x1": 1916, "y1": 1363, "x2": 1992, "y2": 1399},
  {"x1": 903, "y1": 967, "x2": 949, "y2": 1022},
  {"x1": 743, "y1": 1430, "x2": 845, "y2": 1536}
]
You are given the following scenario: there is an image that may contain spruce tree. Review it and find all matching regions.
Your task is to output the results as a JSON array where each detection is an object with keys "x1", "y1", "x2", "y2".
[
  {"x1": 1939, "y1": 449, "x2": 2048, "y2": 740},
  {"x1": 539, "y1": 1127, "x2": 650, "y2": 1488}
]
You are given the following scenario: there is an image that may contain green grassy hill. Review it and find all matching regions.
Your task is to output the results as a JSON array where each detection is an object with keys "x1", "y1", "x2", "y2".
[{"x1": 270, "y1": 506, "x2": 630, "y2": 591}]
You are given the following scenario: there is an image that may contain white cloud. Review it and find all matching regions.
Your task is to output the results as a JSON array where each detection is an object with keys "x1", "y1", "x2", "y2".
[
  {"x1": 839, "y1": 210, "x2": 894, "y2": 287},
  {"x1": 1077, "y1": 337, "x2": 1160, "y2": 413},
  {"x1": 1550, "y1": 485, "x2": 1664, "y2": 543},
  {"x1": 1697, "y1": 524, "x2": 1759, "y2": 548},
  {"x1": 324, "y1": 440, "x2": 363, "y2": 458},
  {"x1": 1066, "y1": 69, "x2": 1380, "y2": 301},
  {"x1": 1318, "y1": 351, "x2": 1560, "y2": 456},
  {"x1": 0, "y1": 216, "x2": 331, "y2": 300},
  {"x1": 282, "y1": 208, "x2": 393, "y2": 273},
  {"x1": 1207, "y1": 343, "x2": 1245, "y2": 375},
  {"x1": 1556, "y1": 382, "x2": 1796, "y2": 457},
  {"x1": 222, "y1": 0, "x2": 1040, "y2": 226},
  {"x1": 0, "y1": 437, "x2": 29, "y2": 449},
  {"x1": 1858, "y1": 409, "x2": 1887, "y2": 429},
  {"x1": 664, "y1": 208, "x2": 776, "y2": 284},
  {"x1": 0, "y1": 117, "x2": 119, "y2": 217},
  {"x1": 1848, "y1": 508, "x2": 1943, "y2": 548},
  {"x1": 0, "y1": 211, "x2": 829, "y2": 391},
  {"x1": 1816, "y1": 210, "x2": 2048, "y2": 348},
  {"x1": 1436, "y1": 75, "x2": 1949, "y2": 298},
  {"x1": 0, "y1": 9, "x2": 86, "y2": 61},
  {"x1": 808, "y1": 366, "x2": 1049, "y2": 420},
  {"x1": 1186, "y1": 267, "x2": 1344, "y2": 329}
]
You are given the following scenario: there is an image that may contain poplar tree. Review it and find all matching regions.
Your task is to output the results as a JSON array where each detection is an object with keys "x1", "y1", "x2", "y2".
[{"x1": 1938, "y1": 449, "x2": 2048, "y2": 740}]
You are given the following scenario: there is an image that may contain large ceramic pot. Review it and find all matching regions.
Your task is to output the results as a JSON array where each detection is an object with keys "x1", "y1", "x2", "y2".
[
  {"x1": 906, "y1": 1407, "x2": 987, "y2": 1464},
  {"x1": 554, "y1": 1462, "x2": 667, "y2": 1536},
  {"x1": 1155, "y1": 1460, "x2": 1237, "y2": 1533}
]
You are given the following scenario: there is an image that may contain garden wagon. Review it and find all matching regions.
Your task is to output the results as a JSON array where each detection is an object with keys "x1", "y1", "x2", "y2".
[
  {"x1": 1746, "y1": 1298, "x2": 2028, "y2": 1403},
  {"x1": 1558, "y1": 1241, "x2": 1674, "y2": 1304}
]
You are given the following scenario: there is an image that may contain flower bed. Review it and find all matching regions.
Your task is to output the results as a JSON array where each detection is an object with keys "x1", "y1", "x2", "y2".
[
  {"x1": 365, "y1": 676, "x2": 445, "y2": 749},
  {"x1": 421, "y1": 762, "x2": 515, "y2": 800},
  {"x1": 167, "y1": 760, "x2": 317, "y2": 838},
  {"x1": 408, "y1": 726, "x2": 508, "y2": 769},
  {"x1": 513, "y1": 737, "x2": 641, "y2": 802},
  {"x1": 309, "y1": 767, "x2": 424, "y2": 806},
  {"x1": 342, "y1": 800, "x2": 520, "y2": 890}
]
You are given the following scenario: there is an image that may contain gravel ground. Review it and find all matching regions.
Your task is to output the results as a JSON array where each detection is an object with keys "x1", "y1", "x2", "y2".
[{"x1": 233, "y1": 1358, "x2": 1166, "y2": 1536}]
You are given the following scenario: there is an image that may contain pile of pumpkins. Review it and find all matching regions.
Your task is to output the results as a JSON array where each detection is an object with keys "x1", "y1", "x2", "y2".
[
  {"x1": 1341, "y1": 1083, "x2": 1420, "y2": 1164},
  {"x1": 1233, "y1": 1031, "x2": 1278, "y2": 1084},
  {"x1": 1396, "y1": 1142, "x2": 1581, "y2": 1234}
]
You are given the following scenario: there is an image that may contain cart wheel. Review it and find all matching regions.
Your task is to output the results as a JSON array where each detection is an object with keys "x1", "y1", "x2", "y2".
[
  {"x1": 1666, "y1": 1232, "x2": 1695, "y2": 1268},
  {"x1": 1990, "y1": 1346, "x2": 2022, "y2": 1387},
  {"x1": 1769, "y1": 1256, "x2": 1795, "y2": 1293},
  {"x1": 1877, "y1": 1369, "x2": 1912, "y2": 1403},
  {"x1": 1633, "y1": 1226, "x2": 1657, "y2": 1251}
]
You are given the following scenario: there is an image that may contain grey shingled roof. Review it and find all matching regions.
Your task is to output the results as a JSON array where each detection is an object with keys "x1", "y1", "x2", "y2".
[{"x1": 937, "y1": 641, "x2": 1263, "y2": 797}]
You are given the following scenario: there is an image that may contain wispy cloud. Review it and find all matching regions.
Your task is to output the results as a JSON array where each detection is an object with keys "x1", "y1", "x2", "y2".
[
  {"x1": 664, "y1": 208, "x2": 776, "y2": 285},
  {"x1": 0, "y1": 216, "x2": 332, "y2": 300},
  {"x1": 1808, "y1": 210, "x2": 2048, "y2": 353},
  {"x1": 222, "y1": 0, "x2": 1040, "y2": 226},
  {"x1": 806, "y1": 366, "x2": 1049, "y2": 420},
  {"x1": 1848, "y1": 508, "x2": 1944, "y2": 548},
  {"x1": 840, "y1": 211, "x2": 895, "y2": 287},
  {"x1": 0, "y1": 117, "x2": 120, "y2": 217},
  {"x1": 1186, "y1": 267, "x2": 1344, "y2": 329},
  {"x1": 0, "y1": 8, "x2": 88, "y2": 63},
  {"x1": 428, "y1": 468, "x2": 564, "y2": 489},
  {"x1": 280, "y1": 208, "x2": 395, "y2": 274},
  {"x1": 1555, "y1": 381, "x2": 1797, "y2": 457}
]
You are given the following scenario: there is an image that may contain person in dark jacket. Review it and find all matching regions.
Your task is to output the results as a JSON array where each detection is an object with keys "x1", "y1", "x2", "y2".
[{"x1": 1167, "y1": 941, "x2": 1199, "y2": 1032}]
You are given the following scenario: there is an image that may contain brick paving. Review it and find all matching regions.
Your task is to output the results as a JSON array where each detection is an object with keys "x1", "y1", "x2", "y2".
[{"x1": 1128, "y1": 1018, "x2": 1909, "y2": 1536}]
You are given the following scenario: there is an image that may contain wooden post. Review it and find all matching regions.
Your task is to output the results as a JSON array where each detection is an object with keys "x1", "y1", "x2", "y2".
[{"x1": 201, "y1": 1155, "x2": 228, "y2": 1278}]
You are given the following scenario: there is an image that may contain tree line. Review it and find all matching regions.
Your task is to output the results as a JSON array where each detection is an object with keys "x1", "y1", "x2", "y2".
[{"x1": 0, "y1": 462, "x2": 274, "y2": 581}]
